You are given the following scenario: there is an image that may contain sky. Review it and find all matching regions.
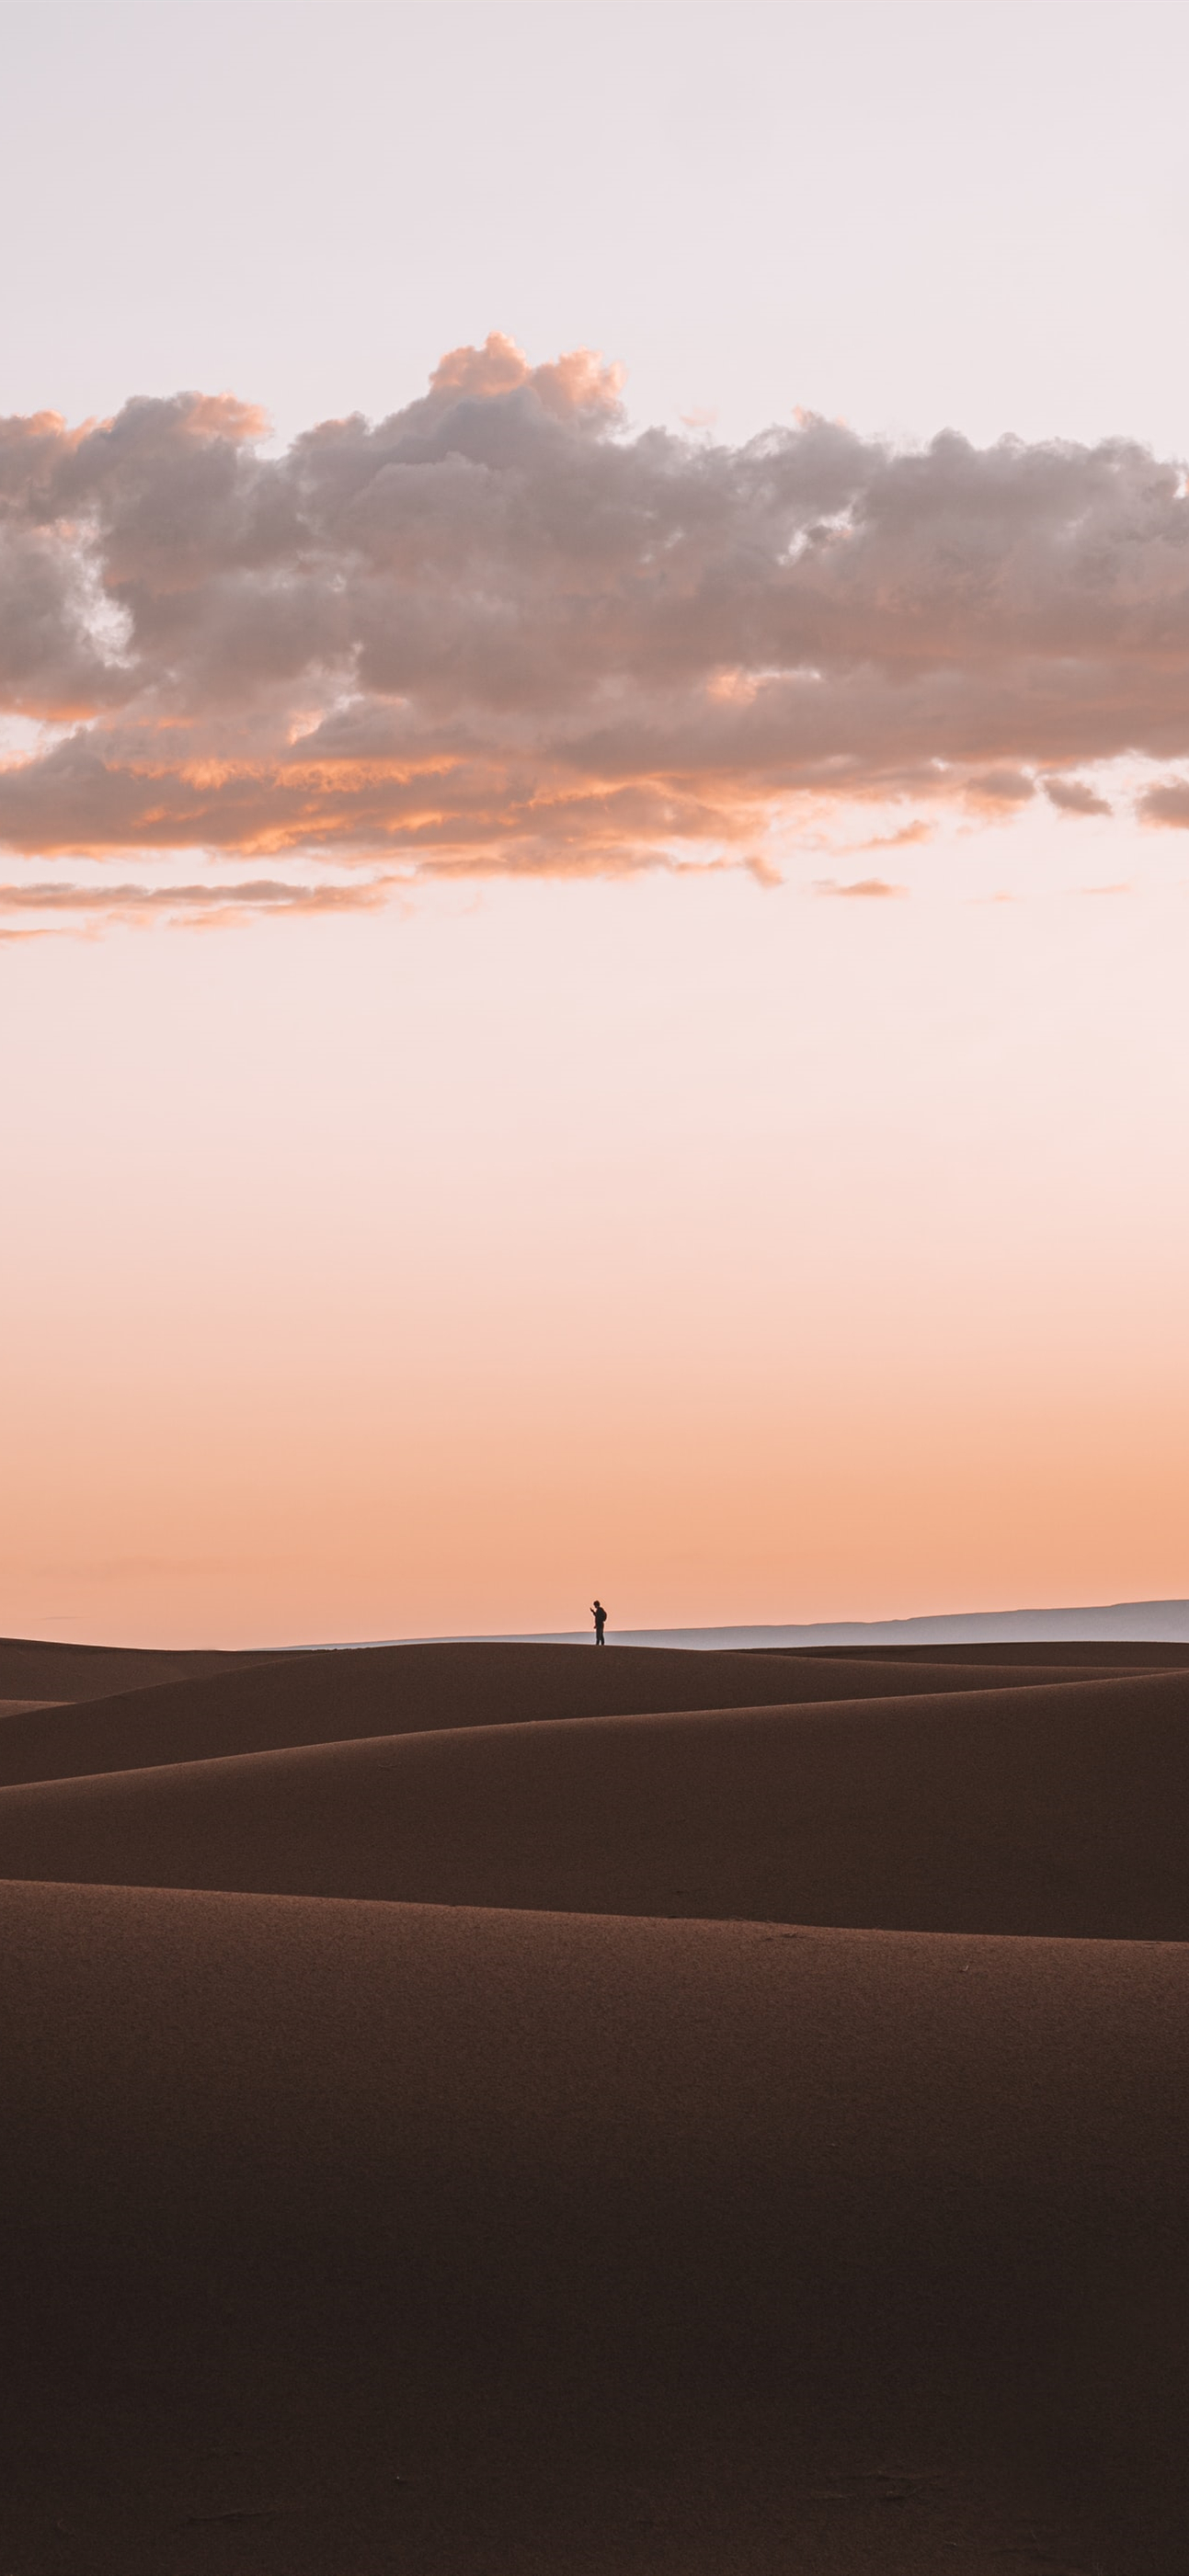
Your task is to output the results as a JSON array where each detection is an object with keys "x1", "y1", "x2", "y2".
[{"x1": 2, "y1": 0, "x2": 1187, "y2": 1646}]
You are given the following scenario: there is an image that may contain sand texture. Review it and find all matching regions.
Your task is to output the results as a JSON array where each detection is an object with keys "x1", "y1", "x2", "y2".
[{"x1": 2, "y1": 1635, "x2": 1187, "y2": 2572}]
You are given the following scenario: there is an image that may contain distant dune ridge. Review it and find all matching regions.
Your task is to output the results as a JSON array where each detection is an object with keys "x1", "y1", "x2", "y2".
[{"x1": 3, "y1": 1623, "x2": 1189, "y2": 2572}]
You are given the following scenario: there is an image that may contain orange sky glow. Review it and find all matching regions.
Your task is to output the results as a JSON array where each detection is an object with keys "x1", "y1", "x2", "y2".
[{"x1": 3, "y1": 793, "x2": 1186, "y2": 1645}]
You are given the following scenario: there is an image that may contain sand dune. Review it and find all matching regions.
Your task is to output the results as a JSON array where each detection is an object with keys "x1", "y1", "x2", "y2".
[
  {"x1": 792, "y1": 1636, "x2": 1189, "y2": 1668},
  {"x1": 0, "y1": 1636, "x2": 1120, "y2": 1788},
  {"x1": 0, "y1": 1633, "x2": 297, "y2": 1704},
  {"x1": 2, "y1": 1636, "x2": 1187, "y2": 2571},
  {"x1": 1, "y1": 1664, "x2": 1188, "y2": 1938}
]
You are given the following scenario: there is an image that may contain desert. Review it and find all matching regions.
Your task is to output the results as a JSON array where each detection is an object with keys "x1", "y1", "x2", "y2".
[
  {"x1": 5, "y1": 8, "x2": 1189, "y2": 2569},
  {"x1": 2, "y1": 1630, "x2": 1188, "y2": 2573}
]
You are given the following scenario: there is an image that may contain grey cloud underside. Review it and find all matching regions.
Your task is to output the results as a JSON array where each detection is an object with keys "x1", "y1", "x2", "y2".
[{"x1": 1, "y1": 341, "x2": 1187, "y2": 864}]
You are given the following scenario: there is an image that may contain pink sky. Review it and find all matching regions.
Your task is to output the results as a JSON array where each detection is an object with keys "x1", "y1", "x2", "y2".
[
  {"x1": 3, "y1": 809, "x2": 1186, "y2": 1646},
  {"x1": 1, "y1": 6, "x2": 1187, "y2": 1645}
]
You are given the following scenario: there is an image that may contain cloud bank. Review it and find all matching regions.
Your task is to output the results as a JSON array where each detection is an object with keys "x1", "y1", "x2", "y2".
[{"x1": 2, "y1": 333, "x2": 1188, "y2": 906}]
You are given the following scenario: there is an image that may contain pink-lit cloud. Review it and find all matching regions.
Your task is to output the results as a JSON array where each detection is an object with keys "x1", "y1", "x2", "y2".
[
  {"x1": 814, "y1": 876, "x2": 909, "y2": 900},
  {"x1": 2, "y1": 333, "x2": 1189, "y2": 901},
  {"x1": 858, "y1": 821, "x2": 933, "y2": 851},
  {"x1": 0, "y1": 874, "x2": 390, "y2": 919}
]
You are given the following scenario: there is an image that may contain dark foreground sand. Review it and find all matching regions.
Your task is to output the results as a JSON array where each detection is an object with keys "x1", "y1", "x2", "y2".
[{"x1": 2, "y1": 1636, "x2": 1187, "y2": 2572}]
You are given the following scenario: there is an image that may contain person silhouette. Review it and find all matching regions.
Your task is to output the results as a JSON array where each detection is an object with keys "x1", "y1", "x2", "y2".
[{"x1": 591, "y1": 1599, "x2": 608, "y2": 1646}]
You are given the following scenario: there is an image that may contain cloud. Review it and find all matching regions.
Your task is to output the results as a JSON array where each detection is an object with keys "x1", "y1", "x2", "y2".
[
  {"x1": 813, "y1": 876, "x2": 908, "y2": 899},
  {"x1": 0, "y1": 336, "x2": 1186, "y2": 904},
  {"x1": 965, "y1": 769, "x2": 1036, "y2": 809},
  {"x1": 1137, "y1": 776, "x2": 1189, "y2": 827},
  {"x1": 858, "y1": 820, "x2": 933, "y2": 850},
  {"x1": 0, "y1": 874, "x2": 391, "y2": 926},
  {"x1": 1042, "y1": 774, "x2": 1114, "y2": 817}
]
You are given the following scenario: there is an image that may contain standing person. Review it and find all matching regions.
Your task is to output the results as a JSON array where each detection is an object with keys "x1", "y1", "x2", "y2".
[{"x1": 591, "y1": 1599, "x2": 608, "y2": 1646}]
